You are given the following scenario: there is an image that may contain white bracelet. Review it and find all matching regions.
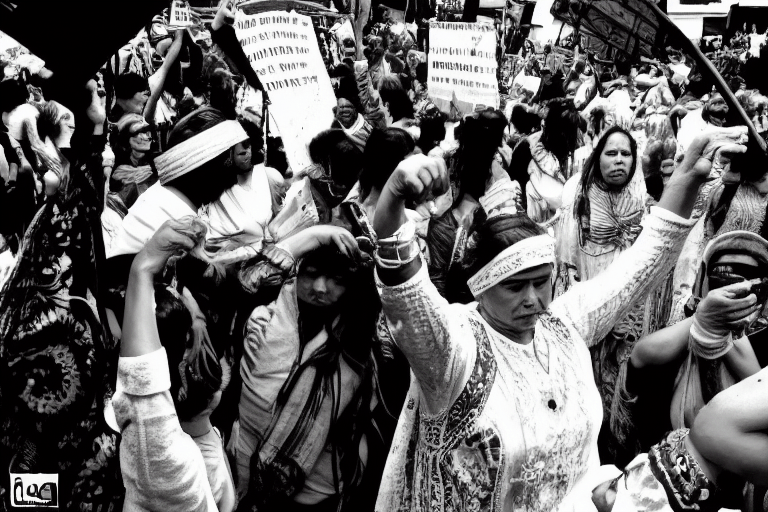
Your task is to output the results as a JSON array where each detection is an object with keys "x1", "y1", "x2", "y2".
[{"x1": 374, "y1": 221, "x2": 419, "y2": 270}]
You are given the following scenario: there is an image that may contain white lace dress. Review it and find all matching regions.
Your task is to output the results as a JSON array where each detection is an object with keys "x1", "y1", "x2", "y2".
[{"x1": 375, "y1": 207, "x2": 696, "y2": 512}]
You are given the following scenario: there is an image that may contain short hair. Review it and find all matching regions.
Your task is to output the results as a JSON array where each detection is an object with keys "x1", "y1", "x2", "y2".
[
  {"x1": 359, "y1": 128, "x2": 414, "y2": 199},
  {"x1": 114, "y1": 72, "x2": 149, "y2": 100},
  {"x1": 415, "y1": 62, "x2": 428, "y2": 84},
  {"x1": 308, "y1": 129, "x2": 364, "y2": 190},
  {"x1": 510, "y1": 104, "x2": 540, "y2": 135},
  {"x1": 378, "y1": 76, "x2": 414, "y2": 123},
  {"x1": 453, "y1": 109, "x2": 507, "y2": 202},
  {"x1": 208, "y1": 68, "x2": 237, "y2": 119},
  {"x1": 335, "y1": 75, "x2": 363, "y2": 113},
  {"x1": 0, "y1": 77, "x2": 29, "y2": 113},
  {"x1": 417, "y1": 110, "x2": 447, "y2": 154},
  {"x1": 541, "y1": 103, "x2": 582, "y2": 162}
]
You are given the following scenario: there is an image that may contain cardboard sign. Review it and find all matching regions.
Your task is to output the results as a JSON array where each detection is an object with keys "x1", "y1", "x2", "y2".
[
  {"x1": 235, "y1": 10, "x2": 336, "y2": 172},
  {"x1": 169, "y1": 0, "x2": 193, "y2": 28},
  {"x1": 428, "y1": 21, "x2": 499, "y2": 116}
]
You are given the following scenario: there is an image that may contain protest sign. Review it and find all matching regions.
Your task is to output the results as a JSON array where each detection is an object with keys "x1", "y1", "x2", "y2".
[
  {"x1": 428, "y1": 21, "x2": 499, "y2": 117},
  {"x1": 169, "y1": 1, "x2": 193, "y2": 28},
  {"x1": 235, "y1": 10, "x2": 336, "y2": 172}
]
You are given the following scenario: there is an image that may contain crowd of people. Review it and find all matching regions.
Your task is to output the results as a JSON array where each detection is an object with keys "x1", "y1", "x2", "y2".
[{"x1": 2, "y1": 1, "x2": 768, "y2": 511}]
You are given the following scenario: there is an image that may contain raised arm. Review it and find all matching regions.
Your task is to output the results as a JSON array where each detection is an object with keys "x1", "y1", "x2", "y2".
[
  {"x1": 374, "y1": 155, "x2": 473, "y2": 415},
  {"x1": 632, "y1": 279, "x2": 760, "y2": 369},
  {"x1": 631, "y1": 317, "x2": 693, "y2": 369},
  {"x1": 551, "y1": 127, "x2": 749, "y2": 344},
  {"x1": 116, "y1": 219, "x2": 216, "y2": 512},
  {"x1": 144, "y1": 29, "x2": 184, "y2": 124},
  {"x1": 122, "y1": 219, "x2": 201, "y2": 356},
  {"x1": 211, "y1": 0, "x2": 265, "y2": 93}
]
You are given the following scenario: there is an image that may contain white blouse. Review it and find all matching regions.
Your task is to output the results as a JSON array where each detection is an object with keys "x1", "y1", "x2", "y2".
[{"x1": 375, "y1": 206, "x2": 697, "y2": 512}]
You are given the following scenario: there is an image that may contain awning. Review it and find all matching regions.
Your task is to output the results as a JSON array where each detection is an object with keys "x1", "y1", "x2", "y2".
[
  {"x1": 550, "y1": 0, "x2": 672, "y2": 61},
  {"x1": 549, "y1": 0, "x2": 767, "y2": 156}
]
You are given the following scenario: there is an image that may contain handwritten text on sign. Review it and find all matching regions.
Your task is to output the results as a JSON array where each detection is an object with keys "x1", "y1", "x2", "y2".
[
  {"x1": 235, "y1": 11, "x2": 335, "y2": 171},
  {"x1": 428, "y1": 22, "x2": 499, "y2": 113}
]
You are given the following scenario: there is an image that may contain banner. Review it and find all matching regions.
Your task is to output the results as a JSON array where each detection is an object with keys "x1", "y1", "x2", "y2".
[
  {"x1": 428, "y1": 21, "x2": 499, "y2": 117},
  {"x1": 235, "y1": 10, "x2": 336, "y2": 172}
]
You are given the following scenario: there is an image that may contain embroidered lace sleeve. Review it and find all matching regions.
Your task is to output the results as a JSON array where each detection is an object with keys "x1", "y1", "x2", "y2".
[
  {"x1": 550, "y1": 206, "x2": 697, "y2": 346},
  {"x1": 376, "y1": 260, "x2": 476, "y2": 415}
]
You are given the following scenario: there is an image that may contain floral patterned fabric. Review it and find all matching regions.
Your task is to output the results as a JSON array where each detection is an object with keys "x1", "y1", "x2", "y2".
[
  {"x1": 648, "y1": 429, "x2": 721, "y2": 512},
  {"x1": 0, "y1": 155, "x2": 123, "y2": 511}
]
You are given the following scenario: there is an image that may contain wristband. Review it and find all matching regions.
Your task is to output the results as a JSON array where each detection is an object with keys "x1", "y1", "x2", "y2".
[
  {"x1": 374, "y1": 221, "x2": 420, "y2": 269},
  {"x1": 689, "y1": 313, "x2": 733, "y2": 360}
]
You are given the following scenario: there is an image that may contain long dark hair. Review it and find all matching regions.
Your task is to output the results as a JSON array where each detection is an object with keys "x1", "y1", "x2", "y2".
[
  {"x1": 155, "y1": 284, "x2": 224, "y2": 422},
  {"x1": 540, "y1": 102, "x2": 582, "y2": 167},
  {"x1": 242, "y1": 246, "x2": 381, "y2": 510},
  {"x1": 574, "y1": 125, "x2": 637, "y2": 223},
  {"x1": 452, "y1": 108, "x2": 507, "y2": 204}
]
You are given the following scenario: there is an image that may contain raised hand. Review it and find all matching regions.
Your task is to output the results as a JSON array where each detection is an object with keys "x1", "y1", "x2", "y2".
[
  {"x1": 679, "y1": 126, "x2": 748, "y2": 180},
  {"x1": 213, "y1": 0, "x2": 236, "y2": 31},
  {"x1": 696, "y1": 279, "x2": 760, "y2": 335},
  {"x1": 280, "y1": 225, "x2": 360, "y2": 261},
  {"x1": 132, "y1": 218, "x2": 207, "y2": 276},
  {"x1": 384, "y1": 154, "x2": 449, "y2": 204}
]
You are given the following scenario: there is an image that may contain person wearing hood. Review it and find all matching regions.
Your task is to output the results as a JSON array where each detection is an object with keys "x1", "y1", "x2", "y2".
[{"x1": 592, "y1": 232, "x2": 768, "y2": 512}]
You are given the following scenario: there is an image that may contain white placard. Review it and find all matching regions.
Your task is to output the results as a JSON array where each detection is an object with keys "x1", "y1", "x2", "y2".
[
  {"x1": 428, "y1": 21, "x2": 499, "y2": 116},
  {"x1": 235, "y1": 10, "x2": 336, "y2": 172},
  {"x1": 169, "y1": 0, "x2": 193, "y2": 28}
]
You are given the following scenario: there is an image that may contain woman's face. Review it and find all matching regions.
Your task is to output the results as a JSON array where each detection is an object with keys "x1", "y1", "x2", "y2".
[
  {"x1": 335, "y1": 98, "x2": 357, "y2": 128},
  {"x1": 232, "y1": 141, "x2": 252, "y2": 172},
  {"x1": 599, "y1": 132, "x2": 633, "y2": 188},
  {"x1": 297, "y1": 264, "x2": 348, "y2": 308},
  {"x1": 128, "y1": 123, "x2": 152, "y2": 153},
  {"x1": 477, "y1": 264, "x2": 553, "y2": 339}
]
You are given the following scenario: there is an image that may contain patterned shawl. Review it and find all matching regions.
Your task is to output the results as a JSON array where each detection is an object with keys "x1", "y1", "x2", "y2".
[{"x1": 0, "y1": 152, "x2": 123, "y2": 510}]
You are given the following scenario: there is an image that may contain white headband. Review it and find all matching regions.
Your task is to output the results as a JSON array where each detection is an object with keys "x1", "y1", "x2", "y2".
[
  {"x1": 155, "y1": 120, "x2": 249, "y2": 185},
  {"x1": 467, "y1": 234, "x2": 556, "y2": 297}
]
